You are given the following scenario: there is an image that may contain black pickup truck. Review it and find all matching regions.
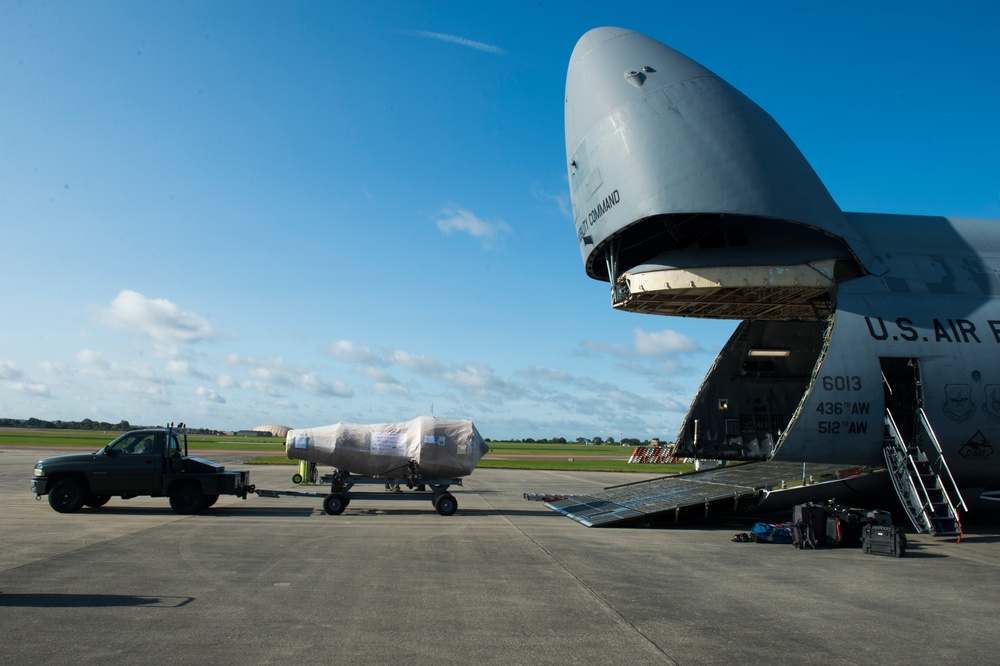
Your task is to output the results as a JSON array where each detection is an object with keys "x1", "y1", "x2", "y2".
[{"x1": 31, "y1": 426, "x2": 253, "y2": 514}]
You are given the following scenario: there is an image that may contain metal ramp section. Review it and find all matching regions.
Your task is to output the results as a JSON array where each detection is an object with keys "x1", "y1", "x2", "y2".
[
  {"x1": 883, "y1": 408, "x2": 967, "y2": 536},
  {"x1": 545, "y1": 461, "x2": 855, "y2": 527}
]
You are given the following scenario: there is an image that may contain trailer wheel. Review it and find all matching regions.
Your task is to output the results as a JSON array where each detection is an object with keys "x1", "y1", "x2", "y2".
[
  {"x1": 169, "y1": 481, "x2": 205, "y2": 514},
  {"x1": 292, "y1": 473, "x2": 303, "y2": 484},
  {"x1": 323, "y1": 493, "x2": 348, "y2": 515},
  {"x1": 49, "y1": 478, "x2": 86, "y2": 513},
  {"x1": 84, "y1": 494, "x2": 111, "y2": 508},
  {"x1": 435, "y1": 493, "x2": 458, "y2": 516}
]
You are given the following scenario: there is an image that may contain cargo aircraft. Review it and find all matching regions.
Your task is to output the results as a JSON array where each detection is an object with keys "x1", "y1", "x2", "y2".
[{"x1": 556, "y1": 27, "x2": 1000, "y2": 532}]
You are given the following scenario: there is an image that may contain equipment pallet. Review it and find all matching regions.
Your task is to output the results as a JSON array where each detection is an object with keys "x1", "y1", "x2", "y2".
[{"x1": 256, "y1": 473, "x2": 462, "y2": 516}]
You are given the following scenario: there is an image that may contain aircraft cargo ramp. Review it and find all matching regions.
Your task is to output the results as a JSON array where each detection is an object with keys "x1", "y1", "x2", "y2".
[{"x1": 545, "y1": 461, "x2": 882, "y2": 527}]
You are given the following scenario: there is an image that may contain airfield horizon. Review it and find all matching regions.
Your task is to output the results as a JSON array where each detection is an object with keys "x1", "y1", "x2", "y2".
[{"x1": 1, "y1": 428, "x2": 689, "y2": 474}]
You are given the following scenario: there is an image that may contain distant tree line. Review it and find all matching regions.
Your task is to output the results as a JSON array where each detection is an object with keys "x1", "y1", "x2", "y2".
[
  {"x1": 0, "y1": 417, "x2": 135, "y2": 431},
  {"x1": 3, "y1": 419, "x2": 661, "y2": 443},
  {"x1": 0, "y1": 417, "x2": 222, "y2": 435}
]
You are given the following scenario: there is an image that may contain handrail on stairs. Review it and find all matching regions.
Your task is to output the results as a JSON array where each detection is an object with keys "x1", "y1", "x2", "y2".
[
  {"x1": 883, "y1": 409, "x2": 932, "y2": 532},
  {"x1": 917, "y1": 407, "x2": 968, "y2": 512}
]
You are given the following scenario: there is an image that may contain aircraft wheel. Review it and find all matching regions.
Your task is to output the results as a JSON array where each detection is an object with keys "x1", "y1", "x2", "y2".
[
  {"x1": 292, "y1": 473, "x2": 303, "y2": 484},
  {"x1": 84, "y1": 493, "x2": 111, "y2": 508},
  {"x1": 323, "y1": 493, "x2": 348, "y2": 515},
  {"x1": 435, "y1": 493, "x2": 458, "y2": 516},
  {"x1": 49, "y1": 478, "x2": 86, "y2": 513},
  {"x1": 169, "y1": 481, "x2": 205, "y2": 514}
]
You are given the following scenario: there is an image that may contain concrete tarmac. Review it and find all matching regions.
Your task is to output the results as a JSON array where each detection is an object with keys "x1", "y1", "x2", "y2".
[{"x1": 2, "y1": 447, "x2": 1000, "y2": 665}]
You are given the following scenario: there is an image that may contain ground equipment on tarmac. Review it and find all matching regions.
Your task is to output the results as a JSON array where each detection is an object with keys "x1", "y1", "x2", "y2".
[
  {"x1": 256, "y1": 465, "x2": 462, "y2": 516},
  {"x1": 862, "y1": 524, "x2": 907, "y2": 557},
  {"x1": 31, "y1": 423, "x2": 254, "y2": 515},
  {"x1": 270, "y1": 416, "x2": 487, "y2": 515}
]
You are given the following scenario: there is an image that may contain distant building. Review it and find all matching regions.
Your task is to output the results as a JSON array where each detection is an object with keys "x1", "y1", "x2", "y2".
[{"x1": 253, "y1": 424, "x2": 291, "y2": 438}]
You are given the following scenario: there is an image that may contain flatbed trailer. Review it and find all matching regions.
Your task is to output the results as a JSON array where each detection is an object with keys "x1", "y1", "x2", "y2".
[{"x1": 256, "y1": 471, "x2": 462, "y2": 516}]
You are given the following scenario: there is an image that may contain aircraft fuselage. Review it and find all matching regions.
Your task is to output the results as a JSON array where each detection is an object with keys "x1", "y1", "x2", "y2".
[{"x1": 564, "y1": 28, "x2": 1000, "y2": 497}]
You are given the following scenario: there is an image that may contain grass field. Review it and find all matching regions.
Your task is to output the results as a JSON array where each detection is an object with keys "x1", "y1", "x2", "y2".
[
  {"x1": 1, "y1": 428, "x2": 690, "y2": 474},
  {"x1": 0, "y1": 428, "x2": 283, "y2": 451},
  {"x1": 485, "y1": 441, "x2": 635, "y2": 457}
]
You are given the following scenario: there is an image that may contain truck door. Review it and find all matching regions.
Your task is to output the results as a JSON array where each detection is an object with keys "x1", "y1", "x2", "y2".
[{"x1": 93, "y1": 431, "x2": 163, "y2": 494}]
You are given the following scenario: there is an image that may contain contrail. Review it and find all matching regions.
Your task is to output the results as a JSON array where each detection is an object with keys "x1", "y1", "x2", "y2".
[{"x1": 406, "y1": 30, "x2": 506, "y2": 55}]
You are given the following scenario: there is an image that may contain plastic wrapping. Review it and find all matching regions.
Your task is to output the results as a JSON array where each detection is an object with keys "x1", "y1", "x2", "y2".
[{"x1": 285, "y1": 416, "x2": 488, "y2": 478}]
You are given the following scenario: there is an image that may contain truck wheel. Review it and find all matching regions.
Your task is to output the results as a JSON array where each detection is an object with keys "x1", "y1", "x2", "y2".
[
  {"x1": 323, "y1": 493, "x2": 348, "y2": 515},
  {"x1": 169, "y1": 481, "x2": 205, "y2": 514},
  {"x1": 84, "y1": 494, "x2": 111, "y2": 508},
  {"x1": 203, "y1": 494, "x2": 219, "y2": 508},
  {"x1": 435, "y1": 493, "x2": 458, "y2": 516},
  {"x1": 49, "y1": 478, "x2": 86, "y2": 513}
]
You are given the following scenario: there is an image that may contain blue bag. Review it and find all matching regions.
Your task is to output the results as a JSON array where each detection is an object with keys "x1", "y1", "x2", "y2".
[{"x1": 750, "y1": 522, "x2": 794, "y2": 544}]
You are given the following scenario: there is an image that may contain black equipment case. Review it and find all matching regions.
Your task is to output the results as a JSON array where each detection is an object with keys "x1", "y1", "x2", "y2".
[{"x1": 862, "y1": 524, "x2": 907, "y2": 557}]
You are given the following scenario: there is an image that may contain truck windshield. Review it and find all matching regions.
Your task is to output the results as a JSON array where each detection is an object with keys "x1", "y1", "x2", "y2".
[{"x1": 108, "y1": 432, "x2": 157, "y2": 455}]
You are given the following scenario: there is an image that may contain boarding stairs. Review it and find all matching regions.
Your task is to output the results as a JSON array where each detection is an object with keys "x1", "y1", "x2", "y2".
[{"x1": 883, "y1": 408, "x2": 967, "y2": 536}]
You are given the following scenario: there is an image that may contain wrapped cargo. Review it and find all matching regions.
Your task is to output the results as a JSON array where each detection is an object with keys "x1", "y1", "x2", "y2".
[{"x1": 285, "y1": 416, "x2": 489, "y2": 479}]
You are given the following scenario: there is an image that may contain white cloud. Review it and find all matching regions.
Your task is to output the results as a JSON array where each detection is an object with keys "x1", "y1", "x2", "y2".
[
  {"x1": 441, "y1": 363, "x2": 511, "y2": 392},
  {"x1": 633, "y1": 328, "x2": 699, "y2": 356},
  {"x1": 329, "y1": 339, "x2": 377, "y2": 364},
  {"x1": 166, "y1": 360, "x2": 213, "y2": 381},
  {"x1": 373, "y1": 382, "x2": 411, "y2": 397},
  {"x1": 579, "y1": 330, "x2": 699, "y2": 360},
  {"x1": 389, "y1": 349, "x2": 443, "y2": 375},
  {"x1": 76, "y1": 349, "x2": 167, "y2": 384},
  {"x1": 249, "y1": 367, "x2": 278, "y2": 382},
  {"x1": 356, "y1": 365, "x2": 398, "y2": 384},
  {"x1": 0, "y1": 360, "x2": 24, "y2": 381},
  {"x1": 296, "y1": 372, "x2": 353, "y2": 397},
  {"x1": 195, "y1": 387, "x2": 226, "y2": 403},
  {"x1": 518, "y1": 365, "x2": 570, "y2": 382},
  {"x1": 222, "y1": 353, "x2": 353, "y2": 399},
  {"x1": 406, "y1": 30, "x2": 506, "y2": 55},
  {"x1": 532, "y1": 182, "x2": 571, "y2": 218},
  {"x1": 433, "y1": 204, "x2": 511, "y2": 244},
  {"x1": 239, "y1": 379, "x2": 283, "y2": 397},
  {"x1": 97, "y1": 290, "x2": 214, "y2": 343},
  {"x1": 12, "y1": 382, "x2": 51, "y2": 397}
]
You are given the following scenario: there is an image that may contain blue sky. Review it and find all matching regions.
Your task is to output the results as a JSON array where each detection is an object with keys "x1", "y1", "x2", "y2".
[{"x1": 2, "y1": 1, "x2": 998, "y2": 439}]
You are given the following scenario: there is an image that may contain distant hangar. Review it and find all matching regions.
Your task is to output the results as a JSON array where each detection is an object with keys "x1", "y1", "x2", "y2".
[{"x1": 253, "y1": 425, "x2": 291, "y2": 438}]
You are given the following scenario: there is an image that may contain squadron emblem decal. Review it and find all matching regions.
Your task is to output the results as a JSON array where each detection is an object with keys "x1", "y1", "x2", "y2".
[
  {"x1": 942, "y1": 384, "x2": 976, "y2": 422},
  {"x1": 983, "y1": 385, "x2": 1000, "y2": 424}
]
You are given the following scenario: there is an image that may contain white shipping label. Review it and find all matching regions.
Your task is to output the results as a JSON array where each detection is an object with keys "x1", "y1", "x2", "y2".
[
  {"x1": 293, "y1": 434, "x2": 309, "y2": 449},
  {"x1": 424, "y1": 435, "x2": 446, "y2": 445},
  {"x1": 371, "y1": 432, "x2": 406, "y2": 456}
]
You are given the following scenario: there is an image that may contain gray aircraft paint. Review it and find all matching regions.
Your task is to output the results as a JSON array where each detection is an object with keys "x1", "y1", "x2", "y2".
[{"x1": 565, "y1": 28, "x2": 1000, "y2": 495}]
